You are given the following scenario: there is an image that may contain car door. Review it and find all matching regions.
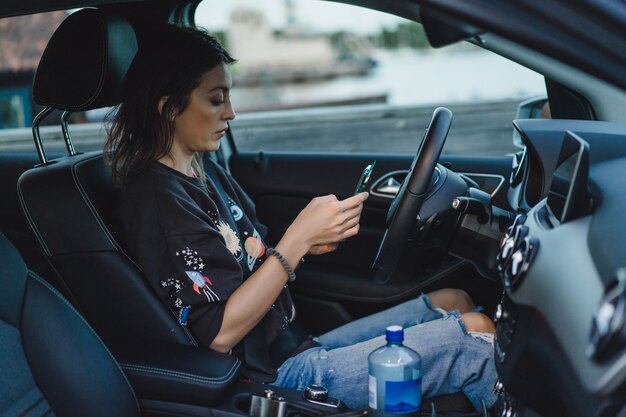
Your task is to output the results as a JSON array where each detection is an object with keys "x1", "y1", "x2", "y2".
[{"x1": 224, "y1": 107, "x2": 517, "y2": 336}]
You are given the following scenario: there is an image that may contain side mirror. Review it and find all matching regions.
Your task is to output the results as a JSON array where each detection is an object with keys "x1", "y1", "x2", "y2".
[{"x1": 512, "y1": 96, "x2": 549, "y2": 148}]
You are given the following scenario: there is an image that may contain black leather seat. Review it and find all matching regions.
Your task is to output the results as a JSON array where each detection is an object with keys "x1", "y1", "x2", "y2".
[
  {"x1": 0, "y1": 231, "x2": 140, "y2": 417},
  {"x1": 17, "y1": 9, "x2": 242, "y2": 408},
  {"x1": 18, "y1": 8, "x2": 199, "y2": 353}
]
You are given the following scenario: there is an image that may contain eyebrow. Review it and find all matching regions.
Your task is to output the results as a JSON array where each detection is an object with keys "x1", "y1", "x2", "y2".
[{"x1": 208, "y1": 86, "x2": 230, "y2": 93}]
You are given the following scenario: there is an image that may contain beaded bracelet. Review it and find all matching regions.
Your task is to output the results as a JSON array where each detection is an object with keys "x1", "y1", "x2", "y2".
[{"x1": 267, "y1": 247, "x2": 296, "y2": 282}]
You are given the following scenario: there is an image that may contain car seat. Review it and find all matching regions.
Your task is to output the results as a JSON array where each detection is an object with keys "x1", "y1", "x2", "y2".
[
  {"x1": 18, "y1": 6, "x2": 201, "y2": 355},
  {"x1": 17, "y1": 8, "x2": 247, "y2": 407},
  {"x1": 0, "y1": 230, "x2": 140, "y2": 417}
]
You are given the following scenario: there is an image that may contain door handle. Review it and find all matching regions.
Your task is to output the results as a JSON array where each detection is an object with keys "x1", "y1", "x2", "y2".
[
  {"x1": 370, "y1": 170, "x2": 409, "y2": 198},
  {"x1": 374, "y1": 177, "x2": 401, "y2": 195}
]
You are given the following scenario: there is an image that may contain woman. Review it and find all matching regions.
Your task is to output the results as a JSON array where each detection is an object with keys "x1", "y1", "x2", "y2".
[{"x1": 107, "y1": 25, "x2": 497, "y2": 410}]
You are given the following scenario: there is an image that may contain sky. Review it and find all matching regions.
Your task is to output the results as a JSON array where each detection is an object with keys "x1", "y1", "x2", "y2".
[{"x1": 195, "y1": 0, "x2": 407, "y2": 34}]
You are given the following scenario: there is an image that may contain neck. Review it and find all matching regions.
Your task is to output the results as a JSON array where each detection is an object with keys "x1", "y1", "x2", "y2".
[{"x1": 159, "y1": 153, "x2": 196, "y2": 178}]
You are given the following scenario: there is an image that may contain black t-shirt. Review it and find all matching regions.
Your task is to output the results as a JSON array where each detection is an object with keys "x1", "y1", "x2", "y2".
[{"x1": 113, "y1": 161, "x2": 295, "y2": 356}]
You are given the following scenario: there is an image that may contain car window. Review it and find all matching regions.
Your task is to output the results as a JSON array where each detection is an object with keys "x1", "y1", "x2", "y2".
[
  {"x1": 195, "y1": 0, "x2": 546, "y2": 156},
  {"x1": 0, "y1": 10, "x2": 101, "y2": 154},
  {"x1": 0, "y1": 3, "x2": 548, "y2": 156}
]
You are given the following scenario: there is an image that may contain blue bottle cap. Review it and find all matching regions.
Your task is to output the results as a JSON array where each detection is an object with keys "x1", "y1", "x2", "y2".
[{"x1": 386, "y1": 325, "x2": 404, "y2": 342}]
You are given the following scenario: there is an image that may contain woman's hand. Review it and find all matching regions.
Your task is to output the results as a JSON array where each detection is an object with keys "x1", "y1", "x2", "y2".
[
  {"x1": 283, "y1": 192, "x2": 369, "y2": 254},
  {"x1": 212, "y1": 192, "x2": 367, "y2": 353}
]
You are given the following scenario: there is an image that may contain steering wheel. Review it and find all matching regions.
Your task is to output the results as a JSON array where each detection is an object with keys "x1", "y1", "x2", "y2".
[{"x1": 371, "y1": 107, "x2": 453, "y2": 284}]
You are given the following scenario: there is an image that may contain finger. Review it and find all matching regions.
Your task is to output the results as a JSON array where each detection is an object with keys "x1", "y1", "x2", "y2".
[
  {"x1": 340, "y1": 204, "x2": 363, "y2": 222},
  {"x1": 340, "y1": 223, "x2": 361, "y2": 239},
  {"x1": 312, "y1": 194, "x2": 337, "y2": 205},
  {"x1": 310, "y1": 242, "x2": 339, "y2": 255},
  {"x1": 324, "y1": 243, "x2": 340, "y2": 251},
  {"x1": 338, "y1": 192, "x2": 369, "y2": 209},
  {"x1": 315, "y1": 242, "x2": 338, "y2": 249},
  {"x1": 339, "y1": 215, "x2": 361, "y2": 234},
  {"x1": 339, "y1": 204, "x2": 363, "y2": 221}
]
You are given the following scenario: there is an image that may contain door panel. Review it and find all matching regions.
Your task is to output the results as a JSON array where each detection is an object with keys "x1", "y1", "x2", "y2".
[{"x1": 229, "y1": 151, "x2": 511, "y2": 334}]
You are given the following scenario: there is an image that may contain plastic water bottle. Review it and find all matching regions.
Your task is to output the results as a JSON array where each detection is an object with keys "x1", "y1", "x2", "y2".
[{"x1": 368, "y1": 325, "x2": 422, "y2": 416}]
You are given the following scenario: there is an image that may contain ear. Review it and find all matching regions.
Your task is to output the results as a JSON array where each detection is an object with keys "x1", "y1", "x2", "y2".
[{"x1": 157, "y1": 96, "x2": 169, "y2": 115}]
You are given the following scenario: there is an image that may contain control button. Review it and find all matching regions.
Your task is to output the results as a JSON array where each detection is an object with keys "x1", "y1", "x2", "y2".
[
  {"x1": 509, "y1": 249, "x2": 524, "y2": 277},
  {"x1": 499, "y1": 238, "x2": 515, "y2": 265},
  {"x1": 493, "y1": 379, "x2": 505, "y2": 396},
  {"x1": 502, "y1": 399, "x2": 517, "y2": 417},
  {"x1": 497, "y1": 225, "x2": 528, "y2": 272},
  {"x1": 304, "y1": 385, "x2": 329, "y2": 402},
  {"x1": 501, "y1": 214, "x2": 527, "y2": 247},
  {"x1": 504, "y1": 236, "x2": 539, "y2": 290},
  {"x1": 494, "y1": 303, "x2": 504, "y2": 324}
]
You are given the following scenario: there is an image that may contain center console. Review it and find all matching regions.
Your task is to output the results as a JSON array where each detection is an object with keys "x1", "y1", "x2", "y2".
[
  {"x1": 114, "y1": 339, "x2": 355, "y2": 417},
  {"x1": 115, "y1": 338, "x2": 490, "y2": 417}
]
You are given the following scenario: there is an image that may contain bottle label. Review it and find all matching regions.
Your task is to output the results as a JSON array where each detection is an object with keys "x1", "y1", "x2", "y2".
[
  {"x1": 384, "y1": 378, "x2": 422, "y2": 414},
  {"x1": 368, "y1": 375, "x2": 377, "y2": 409}
]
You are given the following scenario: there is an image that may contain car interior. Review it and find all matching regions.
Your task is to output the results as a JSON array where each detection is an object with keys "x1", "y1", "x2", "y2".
[{"x1": 1, "y1": 1, "x2": 626, "y2": 417}]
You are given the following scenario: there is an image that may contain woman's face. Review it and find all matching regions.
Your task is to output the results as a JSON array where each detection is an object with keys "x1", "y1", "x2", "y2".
[{"x1": 169, "y1": 63, "x2": 235, "y2": 156}]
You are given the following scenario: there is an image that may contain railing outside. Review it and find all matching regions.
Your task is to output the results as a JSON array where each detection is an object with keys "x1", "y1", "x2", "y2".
[{"x1": 0, "y1": 99, "x2": 521, "y2": 155}]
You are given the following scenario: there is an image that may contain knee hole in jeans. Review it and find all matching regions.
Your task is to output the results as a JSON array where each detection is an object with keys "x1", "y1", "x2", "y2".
[
  {"x1": 460, "y1": 312, "x2": 495, "y2": 334},
  {"x1": 427, "y1": 288, "x2": 475, "y2": 313}
]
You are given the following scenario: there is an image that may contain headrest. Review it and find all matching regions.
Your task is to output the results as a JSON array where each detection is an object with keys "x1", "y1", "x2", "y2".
[
  {"x1": 32, "y1": 8, "x2": 138, "y2": 111},
  {"x1": 0, "y1": 232, "x2": 28, "y2": 327}
]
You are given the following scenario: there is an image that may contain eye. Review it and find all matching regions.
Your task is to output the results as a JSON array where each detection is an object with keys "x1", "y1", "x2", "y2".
[{"x1": 210, "y1": 93, "x2": 225, "y2": 105}]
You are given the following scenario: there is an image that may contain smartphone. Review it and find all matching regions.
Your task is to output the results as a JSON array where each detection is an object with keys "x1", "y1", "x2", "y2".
[{"x1": 354, "y1": 161, "x2": 376, "y2": 194}]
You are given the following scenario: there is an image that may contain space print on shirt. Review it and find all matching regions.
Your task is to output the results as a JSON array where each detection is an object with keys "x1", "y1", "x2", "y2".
[
  {"x1": 216, "y1": 220, "x2": 243, "y2": 261},
  {"x1": 175, "y1": 247, "x2": 220, "y2": 302},
  {"x1": 243, "y1": 228, "x2": 266, "y2": 271},
  {"x1": 160, "y1": 278, "x2": 192, "y2": 325},
  {"x1": 172, "y1": 297, "x2": 191, "y2": 326},
  {"x1": 177, "y1": 246, "x2": 205, "y2": 271},
  {"x1": 206, "y1": 208, "x2": 220, "y2": 225},
  {"x1": 185, "y1": 270, "x2": 219, "y2": 302},
  {"x1": 227, "y1": 197, "x2": 244, "y2": 221},
  {"x1": 160, "y1": 277, "x2": 186, "y2": 291}
]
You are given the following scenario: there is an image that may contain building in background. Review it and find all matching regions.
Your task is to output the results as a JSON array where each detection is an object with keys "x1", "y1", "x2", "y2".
[
  {"x1": 226, "y1": 7, "x2": 375, "y2": 86},
  {"x1": 0, "y1": 11, "x2": 67, "y2": 128}
]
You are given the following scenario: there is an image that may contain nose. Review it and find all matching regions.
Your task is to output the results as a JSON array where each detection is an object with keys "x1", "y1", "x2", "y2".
[{"x1": 224, "y1": 97, "x2": 236, "y2": 121}]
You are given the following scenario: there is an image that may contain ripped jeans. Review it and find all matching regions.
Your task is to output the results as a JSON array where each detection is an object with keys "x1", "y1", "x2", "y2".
[{"x1": 273, "y1": 294, "x2": 497, "y2": 410}]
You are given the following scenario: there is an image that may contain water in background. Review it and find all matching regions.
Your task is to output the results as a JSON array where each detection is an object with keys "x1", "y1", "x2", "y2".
[{"x1": 232, "y1": 48, "x2": 546, "y2": 111}]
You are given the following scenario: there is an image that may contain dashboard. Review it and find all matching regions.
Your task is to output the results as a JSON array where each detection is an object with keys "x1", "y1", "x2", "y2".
[{"x1": 494, "y1": 119, "x2": 626, "y2": 416}]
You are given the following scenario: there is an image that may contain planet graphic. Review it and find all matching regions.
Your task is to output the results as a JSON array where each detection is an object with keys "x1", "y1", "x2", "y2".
[{"x1": 245, "y1": 236, "x2": 265, "y2": 259}]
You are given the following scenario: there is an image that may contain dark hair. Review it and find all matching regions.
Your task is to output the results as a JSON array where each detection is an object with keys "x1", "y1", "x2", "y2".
[{"x1": 104, "y1": 25, "x2": 236, "y2": 186}]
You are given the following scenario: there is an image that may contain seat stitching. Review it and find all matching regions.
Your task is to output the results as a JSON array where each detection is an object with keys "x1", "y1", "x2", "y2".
[
  {"x1": 71, "y1": 153, "x2": 119, "y2": 250},
  {"x1": 119, "y1": 360, "x2": 241, "y2": 385},
  {"x1": 16, "y1": 180, "x2": 52, "y2": 257},
  {"x1": 27, "y1": 271, "x2": 141, "y2": 412}
]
